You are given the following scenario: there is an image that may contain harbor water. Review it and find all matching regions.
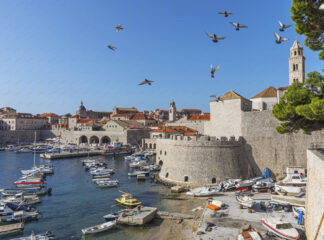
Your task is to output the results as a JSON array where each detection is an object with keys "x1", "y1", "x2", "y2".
[{"x1": 0, "y1": 151, "x2": 173, "y2": 239}]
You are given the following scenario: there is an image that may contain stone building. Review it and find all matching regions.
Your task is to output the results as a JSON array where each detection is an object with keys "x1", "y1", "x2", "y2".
[
  {"x1": 0, "y1": 113, "x2": 48, "y2": 131},
  {"x1": 75, "y1": 101, "x2": 111, "y2": 119},
  {"x1": 168, "y1": 101, "x2": 176, "y2": 122},
  {"x1": 250, "y1": 86, "x2": 278, "y2": 111},
  {"x1": 39, "y1": 113, "x2": 60, "y2": 125},
  {"x1": 0, "y1": 107, "x2": 16, "y2": 116},
  {"x1": 165, "y1": 114, "x2": 210, "y2": 134},
  {"x1": 113, "y1": 107, "x2": 138, "y2": 115}
]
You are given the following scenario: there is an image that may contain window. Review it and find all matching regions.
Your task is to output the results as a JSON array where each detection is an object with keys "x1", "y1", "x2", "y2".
[
  {"x1": 160, "y1": 150, "x2": 162, "y2": 155},
  {"x1": 184, "y1": 176, "x2": 189, "y2": 182},
  {"x1": 165, "y1": 173, "x2": 169, "y2": 178},
  {"x1": 164, "y1": 151, "x2": 167, "y2": 156},
  {"x1": 212, "y1": 178, "x2": 216, "y2": 184},
  {"x1": 295, "y1": 64, "x2": 298, "y2": 70},
  {"x1": 294, "y1": 51, "x2": 296, "y2": 56},
  {"x1": 293, "y1": 64, "x2": 295, "y2": 71}
]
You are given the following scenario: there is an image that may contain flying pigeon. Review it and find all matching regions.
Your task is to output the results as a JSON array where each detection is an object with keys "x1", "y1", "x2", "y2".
[
  {"x1": 210, "y1": 65, "x2": 221, "y2": 78},
  {"x1": 230, "y1": 22, "x2": 248, "y2": 31},
  {"x1": 218, "y1": 11, "x2": 232, "y2": 17},
  {"x1": 115, "y1": 24, "x2": 124, "y2": 32},
  {"x1": 274, "y1": 32, "x2": 289, "y2": 44},
  {"x1": 206, "y1": 32, "x2": 225, "y2": 43},
  {"x1": 278, "y1": 20, "x2": 291, "y2": 32},
  {"x1": 139, "y1": 79, "x2": 154, "y2": 86},
  {"x1": 107, "y1": 45, "x2": 117, "y2": 51},
  {"x1": 303, "y1": 83, "x2": 322, "y2": 95},
  {"x1": 210, "y1": 94, "x2": 217, "y2": 98},
  {"x1": 210, "y1": 95, "x2": 223, "y2": 102}
]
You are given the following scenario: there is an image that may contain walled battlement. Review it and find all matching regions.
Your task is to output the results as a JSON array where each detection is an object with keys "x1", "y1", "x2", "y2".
[{"x1": 167, "y1": 135, "x2": 243, "y2": 146}]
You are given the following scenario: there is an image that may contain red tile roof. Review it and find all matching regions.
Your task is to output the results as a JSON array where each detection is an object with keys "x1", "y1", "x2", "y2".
[
  {"x1": 77, "y1": 119, "x2": 98, "y2": 124},
  {"x1": 251, "y1": 86, "x2": 277, "y2": 99},
  {"x1": 188, "y1": 114, "x2": 210, "y2": 120},
  {"x1": 152, "y1": 126, "x2": 198, "y2": 134},
  {"x1": 180, "y1": 109, "x2": 201, "y2": 112},
  {"x1": 39, "y1": 113, "x2": 59, "y2": 118}
]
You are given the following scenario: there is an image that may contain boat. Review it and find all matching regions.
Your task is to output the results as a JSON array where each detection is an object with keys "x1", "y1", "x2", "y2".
[
  {"x1": 103, "y1": 210, "x2": 124, "y2": 221},
  {"x1": 1, "y1": 210, "x2": 38, "y2": 223},
  {"x1": 128, "y1": 171, "x2": 149, "y2": 177},
  {"x1": 219, "y1": 179, "x2": 242, "y2": 191},
  {"x1": 186, "y1": 187, "x2": 220, "y2": 197},
  {"x1": 0, "y1": 203, "x2": 14, "y2": 216},
  {"x1": 274, "y1": 184, "x2": 305, "y2": 196},
  {"x1": 0, "y1": 187, "x2": 51, "y2": 197},
  {"x1": 252, "y1": 181, "x2": 274, "y2": 192},
  {"x1": 15, "y1": 148, "x2": 32, "y2": 153},
  {"x1": 13, "y1": 180, "x2": 44, "y2": 188},
  {"x1": 129, "y1": 161, "x2": 148, "y2": 168},
  {"x1": 92, "y1": 177, "x2": 110, "y2": 182},
  {"x1": 10, "y1": 231, "x2": 55, "y2": 240},
  {"x1": 271, "y1": 194, "x2": 305, "y2": 207},
  {"x1": 4, "y1": 203, "x2": 30, "y2": 212},
  {"x1": 261, "y1": 217, "x2": 300, "y2": 239},
  {"x1": 115, "y1": 191, "x2": 141, "y2": 207},
  {"x1": 236, "y1": 195, "x2": 255, "y2": 208},
  {"x1": 0, "y1": 223, "x2": 24, "y2": 237},
  {"x1": 92, "y1": 174, "x2": 111, "y2": 179},
  {"x1": 81, "y1": 220, "x2": 116, "y2": 235},
  {"x1": 137, "y1": 174, "x2": 146, "y2": 181},
  {"x1": 237, "y1": 225, "x2": 262, "y2": 240},
  {"x1": 2, "y1": 195, "x2": 41, "y2": 206},
  {"x1": 292, "y1": 206, "x2": 306, "y2": 218},
  {"x1": 236, "y1": 177, "x2": 263, "y2": 188},
  {"x1": 95, "y1": 180, "x2": 119, "y2": 188}
]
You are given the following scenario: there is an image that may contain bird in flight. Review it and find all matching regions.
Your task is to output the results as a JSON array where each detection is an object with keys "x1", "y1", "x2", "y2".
[
  {"x1": 230, "y1": 22, "x2": 248, "y2": 31},
  {"x1": 210, "y1": 95, "x2": 223, "y2": 102},
  {"x1": 218, "y1": 11, "x2": 232, "y2": 17},
  {"x1": 139, "y1": 79, "x2": 154, "y2": 86},
  {"x1": 278, "y1": 21, "x2": 291, "y2": 32},
  {"x1": 274, "y1": 32, "x2": 289, "y2": 44},
  {"x1": 115, "y1": 24, "x2": 124, "y2": 32},
  {"x1": 107, "y1": 45, "x2": 117, "y2": 51},
  {"x1": 210, "y1": 65, "x2": 221, "y2": 78},
  {"x1": 206, "y1": 33, "x2": 225, "y2": 43}
]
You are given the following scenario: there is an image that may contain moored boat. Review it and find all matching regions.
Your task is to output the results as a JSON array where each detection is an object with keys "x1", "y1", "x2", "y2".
[
  {"x1": 115, "y1": 191, "x2": 141, "y2": 207},
  {"x1": 186, "y1": 187, "x2": 220, "y2": 197},
  {"x1": 1, "y1": 210, "x2": 38, "y2": 223},
  {"x1": 10, "y1": 231, "x2": 55, "y2": 240},
  {"x1": 271, "y1": 194, "x2": 305, "y2": 207},
  {"x1": 81, "y1": 220, "x2": 116, "y2": 235},
  {"x1": 236, "y1": 195, "x2": 255, "y2": 208},
  {"x1": 261, "y1": 217, "x2": 300, "y2": 239},
  {"x1": 237, "y1": 224, "x2": 262, "y2": 240},
  {"x1": 0, "y1": 222, "x2": 24, "y2": 237}
]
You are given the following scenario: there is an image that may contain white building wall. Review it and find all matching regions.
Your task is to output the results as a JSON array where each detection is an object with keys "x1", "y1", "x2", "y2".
[{"x1": 251, "y1": 97, "x2": 278, "y2": 111}]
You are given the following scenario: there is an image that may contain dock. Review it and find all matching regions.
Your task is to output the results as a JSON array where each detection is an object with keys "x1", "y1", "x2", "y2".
[
  {"x1": 0, "y1": 222, "x2": 24, "y2": 234},
  {"x1": 40, "y1": 148, "x2": 133, "y2": 160},
  {"x1": 156, "y1": 211, "x2": 195, "y2": 220},
  {"x1": 117, "y1": 206, "x2": 157, "y2": 225}
]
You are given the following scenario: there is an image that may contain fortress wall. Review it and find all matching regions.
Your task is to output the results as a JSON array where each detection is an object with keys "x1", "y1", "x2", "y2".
[
  {"x1": 241, "y1": 111, "x2": 324, "y2": 176},
  {"x1": 166, "y1": 121, "x2": 206, "y2": 134},
  {"x1": 0, "y1": 130, "x2": 42, "y2": 145},
  {"x1": 157, "y1": 136, "x2": 254, "y2": 186}
]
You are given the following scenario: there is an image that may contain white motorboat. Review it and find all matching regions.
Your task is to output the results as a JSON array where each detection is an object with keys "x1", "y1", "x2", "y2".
[
  {"x1": 252, "y1": 181, "x2": 274, "y2": 192},
  {"x1": 186, "y1": 187, "x2": 220, "y2": 197},
  {"x1": 81, "y1": 220, "x2": 116, "y2": 235},
  {"x1": 10, "y1": 231, "x2": 55, "y2": 240},
  {"x1": 95, "y1": 180, "x2": 119, "y2": 188},
  {"x1": 0, "y1": 203, "x2": 14, "y2": 216},
  {"x1": 236, "y1": 195, "x2": 255, "y2": 208},
  {"x1": 128, "y1": 171, "x2": 149, "y2": 177},
  {"x1": 282, "y1": 174, "x2": 307, "y2": 186},
  {"x1": 261, "y1": 217, "x2": 300, "y2": 239},
  {"x1": 129, "y1": 161, "x2": 148, "y2": 168},
  {"x1": 219, "y1": 179, "x2": 242, "y2": 191},
  {"x1": 271, "y1": 195, "x2": 305, "y2": 207},
  {"x1": 275, "y1": 184, "x2": 305, "y2": 196},
  {"x1": 16, "y1": 148, "x2": 32, "y2": 153}
]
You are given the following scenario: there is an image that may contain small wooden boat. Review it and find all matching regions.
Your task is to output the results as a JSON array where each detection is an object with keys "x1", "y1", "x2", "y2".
[
  {"x1": 115, "y1": 191, "x2": 141, "y2": 207},
  {"x1": 81, "y1": 220, "x2": 116, "y2": 235},
  {"x1": 271, "y1": 195, "x2": 305, "y2": 207},
  {"x1": 252, "y1": 181, "x2": 274, "y2": 192},
  {"x1": 237, "y1": 224, "x2": 262, "y2": 240},
  {"x1": 186, "y1": 187, "x2": 220, "y2": 197},
  {"x1": 236, "y1": 195, "x2": 255, "y2": 208},
  {"x1": 1, "y1": 210, "x2": 38, "y2": 223},
  {"x1": 261, "y1": 217, "x2": 300, "y2": 239},
  {"x1": 10, "y1": 231, "x2": 55, "y2": 240},
  {"x1": 95, "y1": 180, "x2": 119, "y2": 188},
  {"x1": 92, "y1": 177, "x2": 110, "y2": 182},
  {"x1": 274, "y1": 184, "x2": 305, "y2": 196},
  {"x1": 0, "y1": 222, "x2": 24, "y2": 237}
]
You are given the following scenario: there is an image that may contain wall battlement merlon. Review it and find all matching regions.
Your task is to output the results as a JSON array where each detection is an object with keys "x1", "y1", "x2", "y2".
[{"x1": 156, "y1": 135, "x2": 243, "y2": 146}]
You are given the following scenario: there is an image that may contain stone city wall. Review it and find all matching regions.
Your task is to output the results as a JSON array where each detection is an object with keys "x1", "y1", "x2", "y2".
[
  {"x1": 157, "y1": 136, "x2": 255, "y2": 187},
  {"x1": 305, "y1": 149, "x2": 324, "y2": 240},
  {"x1": 241, "y1": 111, "x2": 324, "y2": 176},
  {"x1": 0, "y1": 130, "x2": 42, "y2": 145}
]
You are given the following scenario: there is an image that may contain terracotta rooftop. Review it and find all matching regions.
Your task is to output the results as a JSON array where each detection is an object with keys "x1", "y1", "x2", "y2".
[
  {"x1": 39, "y1": 113, "x2": 59, "y2": 118},
  {"x1": 277, "y1": 86, "x2": 289, "y2": 91},
  {"x1": 113, "y1": 120, "x2": 147, "y2": 129},
  {"x1": 188, "y1": 114, "x2": 210, "y2": 121},
  {"x1": 77, "y1": 119, "x2": 98, "y2": 124},
  {"x1": 181, "y1": 109, "x2": 201, "y2": 112},
  {"x1": 210, "y1": 90, "x2": 249, "y2": 102},
  {"x1": 152, "y1": 126, "x2": 198, "y2": 134},
  {"x1": 251, "y1": 86, "x2": 278, "y2": 99}
]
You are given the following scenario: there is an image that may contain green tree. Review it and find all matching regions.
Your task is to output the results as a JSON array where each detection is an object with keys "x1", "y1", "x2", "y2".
[
  {"x1": 65, "y1": 113, "x2": 72, "y2": 118},
  {"x1": 290, "y1": 0, "x2": 324, "y2": 60},
  {"x1": 273, "y1": 71, "x2": 324, "y2": 134}
]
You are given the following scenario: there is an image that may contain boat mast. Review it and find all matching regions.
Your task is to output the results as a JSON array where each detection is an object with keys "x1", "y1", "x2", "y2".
[{"x1": 33, "y1": 131, "x2": 36, "y2": 167}]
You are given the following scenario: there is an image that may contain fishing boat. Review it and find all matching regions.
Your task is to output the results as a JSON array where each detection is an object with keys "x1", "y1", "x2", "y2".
[
  {"x1": 1, "y1": 210, "x2": 38, "y2": 223},
  {"x1": 129, "y1": 161, "x2": 148, "y2": 168},
  {"x1": 92, "y1": 177, "x2": 110, "y2": 182},
  {"x1": 92, "y1": 174, "x2": 111, "y2": 179},
  {"x1": 115, "y1": 191, "x2": 141, "y2": 207},
  {"x1": 10, "y1": 231, "x2": 55, "y2": 240},
  {"x1": 2, "y1": 194, "x2": 41, "y2": 206},
  {"x1": 0, "y1": 203, "x2": 14, "y2": 216},
  {"x1": 252, "y1": 181, "x2": 274, "y2": 192},
  {"x1": 95, "y1": 180, "x2": 119, "y2": 188},
  {"x1": 236, "y1": 195, "x2": 255, "y2": 208},
  {"x1": 127, "y1": 171, "x2": 149, "y2": 177},
  {"x1": 0, "y1": 222, "x2": 24, "y2": 237},
  {"x1": 237, "y1": 225, "x2": 262, "y2": 240},
  {"x1": 16, "y1": 148, "x2": 32, "y2": 153},
  {"x1": 81, "y1": 220, "x2": 116, "y2": 235},
  {"x1": 274, "y1": 184, "x2": 305, "y2": 196},
  {"x1": 219, "y1": 179, "x2": 242, "y2": 191},
  {"x1": 261, "y1": 217, "x2": 300, "y2": 239},
  {"x1": 13, "y1": 180, "x2": 44, "y2": 188},
  {"x1": 236, "y1": 177, "x2": 263, "y2": 188},
  {"x1": 186, "y1": 187, "x2": 220, "y2": 197},
  {"x1": 271, "y1": 194, "x2": 305, "y2": 207},
  {"x1": 0, "y1": 187, "x2": 51, "y2": 197},
  {"x1": 4, "y1": 203, "x2": 30, "y2": 212}
]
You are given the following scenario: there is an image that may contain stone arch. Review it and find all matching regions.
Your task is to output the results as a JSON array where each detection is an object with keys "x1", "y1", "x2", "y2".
[
  {"x1": 158, "y1": 160, "x2": 163, "y2": 166},
  {"x1": 153, "y1": 143, "x2": 156, "y2": 149},
  {"x1": 149, "y1": 143, "x2": 152, "y2": 149},
  {"x1": 145, "y1": 143, "x2": 148, "y2": 149},
  {"x1": 89, "y1": 135, "x2": 99, "y2": 144},
  {"x1": 79, "y1": 135, "x2": 88, "y2": 144},
  {"x1": 184, "y1": 176, "x2": 189, "y2": 182},
  {"x1": 101, "y1": 136, "x2": 111, "y2": 144},
  {"x1": 212, "y1": 178, "x2": 216, "y2": 184}
]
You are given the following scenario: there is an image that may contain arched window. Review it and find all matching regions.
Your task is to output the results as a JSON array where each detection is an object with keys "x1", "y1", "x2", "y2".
[
  {"x1": 164, "y1": 151, "x2": 167, "y2": 156},
  {"x1": 160, "y1": 150, "x2": 162, "y2": 155},
  {"x1": 293, "y1": 64, "x2": 295, "y2": 71},
  {"x1": 165, "y1": 173, "x2": 169, "y2": 178},
  {"x1": 212, "y1": 178, "x2": 216, "y2": 184},
  {"x1": 184, "y1": 176, "x2": 189, "y2": 182},
  {"x1": 294, "y1": 51, "x2": 296, "y2": 56},
  {"x1": 295, "y1": 64, "x2": 298, "y2": 70},
  {"x1": 298, "y1": 50, "x2": 301, "y2": 55}
]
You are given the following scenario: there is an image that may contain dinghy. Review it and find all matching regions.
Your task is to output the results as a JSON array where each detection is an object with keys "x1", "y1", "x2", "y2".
[
  {"x1": 236, "y1": 195, "x2": 255, "y2": 208},
  {"x1": 10, "y1": 231, "x2": 55, "y2": 240},
  {"x1": 1, "y1": 210, "x2": 38, "y2": 223},
  {"x1": 261, "y1": 217, "x2": 300, "y2": 239},
  {"x1": 81, "y1": 220, "x2": 116, "y2": 235}
]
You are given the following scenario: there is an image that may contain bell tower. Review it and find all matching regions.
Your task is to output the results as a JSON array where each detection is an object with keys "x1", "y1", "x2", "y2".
[
  {"x1": 168, "y1": 101, "x2": 176, "y2": 122},
  {"x1": 289, "y1": 39, "x2": 305, "y2": 85}
]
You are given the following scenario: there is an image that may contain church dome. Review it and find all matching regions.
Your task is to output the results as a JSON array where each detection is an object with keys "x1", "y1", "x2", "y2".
[{"x1": 78, "y1": 101, "x2": 86, "y2": 111}]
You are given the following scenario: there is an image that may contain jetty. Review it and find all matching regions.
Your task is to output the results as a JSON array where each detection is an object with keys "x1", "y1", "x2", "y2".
[
  {"x1": 40, "y1": 148, "x2": 133, "y2": 160},
  {"x1": 0, "y1": 222, "x2": 24, "y2": 236},
  {"x1": 117, "y1": 206, "x2": 157, "y2": 225}
]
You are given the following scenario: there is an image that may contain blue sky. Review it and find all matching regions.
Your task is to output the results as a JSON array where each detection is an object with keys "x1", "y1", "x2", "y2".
[{"x1": 0, "y1": 0, "x2": 322, "y2": 114}]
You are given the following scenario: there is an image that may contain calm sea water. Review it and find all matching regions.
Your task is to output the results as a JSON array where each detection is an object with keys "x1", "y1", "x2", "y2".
[{"x1": 0, "y1": 151, "x2": 172, "y2": 240}]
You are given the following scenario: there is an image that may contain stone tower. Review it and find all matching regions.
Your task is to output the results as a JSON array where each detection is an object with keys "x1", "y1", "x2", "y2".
[
  {"x1": 76, "y1": 100, "x2": 87, "y2": 118},
  {"x1": 168, "y1": 101, "x2": 176, "y2": 122},
  {"x1": 289, "y1": 39, "x2": 305, "y2": 85}
]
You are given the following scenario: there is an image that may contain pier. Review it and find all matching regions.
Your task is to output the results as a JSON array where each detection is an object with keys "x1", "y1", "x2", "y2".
[
  {"x1": 40, "y1": 148, "x2": 134, "y2": 160},
  {"x1": 117, "y1": 207, "x2": 157, "y2": 226}
]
